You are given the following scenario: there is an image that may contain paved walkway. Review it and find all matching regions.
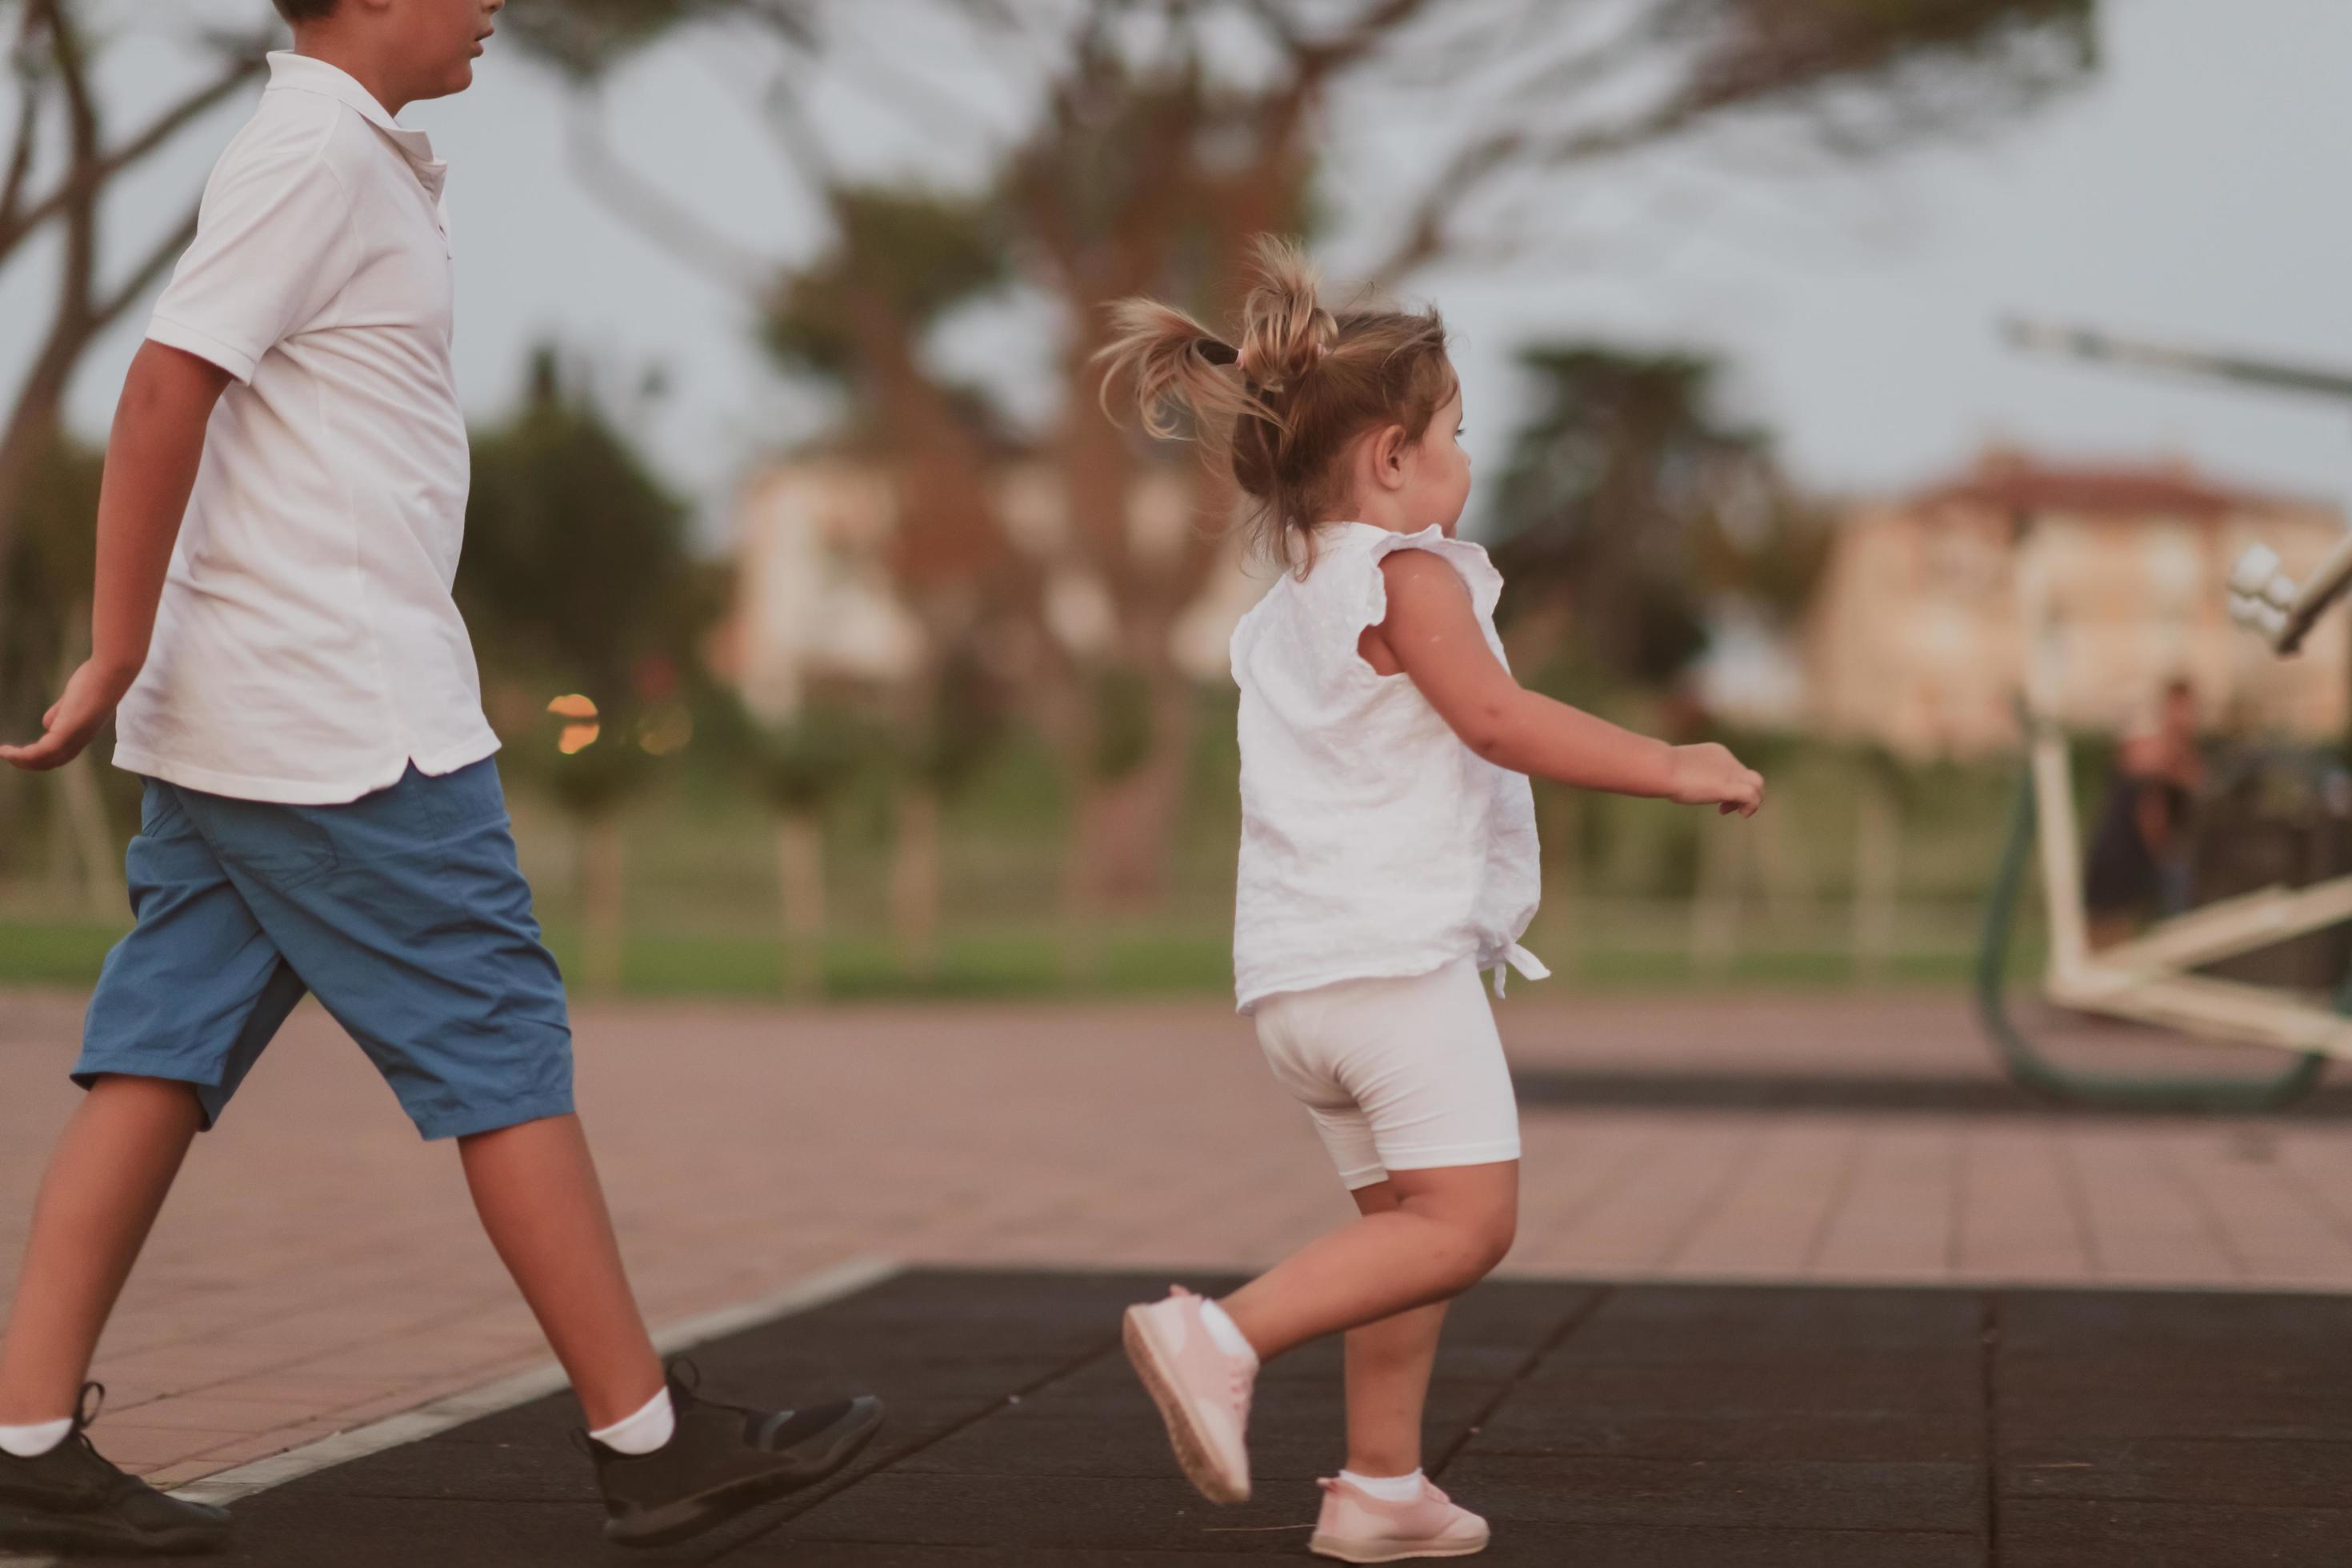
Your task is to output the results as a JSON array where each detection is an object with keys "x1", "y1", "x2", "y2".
[
  {"x1": 2, "y1": 986, "x2": 2350, "y2": 1497},
  {"x1": 59, "y1": 1266, "x2": 2352, "y2": 1566}
]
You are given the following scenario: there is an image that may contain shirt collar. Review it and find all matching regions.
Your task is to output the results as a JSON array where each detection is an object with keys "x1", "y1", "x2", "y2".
[{"x1": 264, "y1": 52, "x2": 446, "y2": 190}]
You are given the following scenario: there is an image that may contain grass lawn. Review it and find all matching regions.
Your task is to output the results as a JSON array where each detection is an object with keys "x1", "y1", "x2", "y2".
[{"x1": 0, "y1": 914, "x2": 1983, "y2": 1001}]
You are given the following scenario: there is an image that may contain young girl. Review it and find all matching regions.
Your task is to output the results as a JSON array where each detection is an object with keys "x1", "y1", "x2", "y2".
[{"x1": 1097, "y1": 240, "x2": 1765, "y2": 1563}]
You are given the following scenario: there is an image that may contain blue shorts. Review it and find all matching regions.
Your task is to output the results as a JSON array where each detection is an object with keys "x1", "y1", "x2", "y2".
[{"x1": 75, "y1": 760, "x2": 574, "y2": 1141}]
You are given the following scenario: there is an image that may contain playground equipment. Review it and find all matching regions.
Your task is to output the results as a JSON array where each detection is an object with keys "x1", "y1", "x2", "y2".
[{"x1": 1978, "y1": 320, "x2": 2352, "y2": 1109}]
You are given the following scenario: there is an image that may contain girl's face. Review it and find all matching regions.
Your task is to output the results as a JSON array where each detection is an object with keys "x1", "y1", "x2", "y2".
[{"x1": 1400, "y1": 388, "x2": 1471, "y2": 537}]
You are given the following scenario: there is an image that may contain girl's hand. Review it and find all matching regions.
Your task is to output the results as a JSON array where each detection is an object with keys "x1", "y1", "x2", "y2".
[{"x1": 1667, "y1": 742, "x2": 1765, "y2": 818}]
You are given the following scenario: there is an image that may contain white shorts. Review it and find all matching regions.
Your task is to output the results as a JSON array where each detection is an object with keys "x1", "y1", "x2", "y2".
[{"x1": 1252, "y1": 958, "x2": 1522, "y2": 1190}]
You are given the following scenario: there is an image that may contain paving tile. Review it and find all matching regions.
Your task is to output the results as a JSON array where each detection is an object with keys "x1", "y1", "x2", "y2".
[
  {"x1": 62, "y1": 1423, "x2": 250, "y2": 1470},
  {"x1": 7, "y1": 979, "x2": 2352, "y2": 1534},
  {"x1": 1809, "y1": 1123, "x2": 1965, "y2": 1280}
]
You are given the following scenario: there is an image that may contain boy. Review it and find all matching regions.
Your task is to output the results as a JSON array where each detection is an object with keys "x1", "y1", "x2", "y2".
[{"x1": 0, "y1": 0, "x2": 879, "y2": 1554}]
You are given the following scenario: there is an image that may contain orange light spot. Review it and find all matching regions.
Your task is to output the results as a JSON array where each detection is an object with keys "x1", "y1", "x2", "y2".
[{"x1": 638, "y1": 710, "x2": 694, "y2": 756}]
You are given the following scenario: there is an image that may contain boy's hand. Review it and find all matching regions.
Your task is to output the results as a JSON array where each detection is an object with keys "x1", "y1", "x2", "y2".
[
  {"x1": 0, "y1": 659, "x2": 133, "y2": 771},
  {"x1": 1667, "y1": 742, "x2": 1765, "y2": 818}
]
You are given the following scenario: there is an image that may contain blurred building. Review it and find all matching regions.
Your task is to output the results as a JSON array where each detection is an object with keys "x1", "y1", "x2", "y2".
[
  {"x1": 1805, "y1": 449, "x2": 2350, "y2": 758},
  {"x1": 712, "y1": 453, "x2": 1269, "y2": 722},
  {"x1": 707, "y1": 456, "x2": 926, "y2": 720}
]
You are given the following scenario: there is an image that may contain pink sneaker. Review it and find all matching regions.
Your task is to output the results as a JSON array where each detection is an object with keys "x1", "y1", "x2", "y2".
[
  {"x1": 1309, "y1": 1474, "x2": 1491, "y2": 1562},
  {"x1": 1121, "y1": 1286, "x2": 1254, "y2": 1503}
]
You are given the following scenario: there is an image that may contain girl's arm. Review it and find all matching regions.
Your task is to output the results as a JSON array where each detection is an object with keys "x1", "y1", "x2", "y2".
[{"x1": 1369, "y1": 550, "x2": 1764, "y2": 815}]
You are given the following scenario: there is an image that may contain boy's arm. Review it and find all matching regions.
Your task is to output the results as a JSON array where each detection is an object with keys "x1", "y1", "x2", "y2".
[
  {"x1": 0, "y1": 342, "x2": 230, "y2": 771},
  {"x1": 1373, "y1": 550, "x2": 1764, "y2": 815}
]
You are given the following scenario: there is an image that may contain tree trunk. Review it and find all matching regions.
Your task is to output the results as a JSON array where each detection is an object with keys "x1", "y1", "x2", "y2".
[
  {"x1": 1850, "y1": 762, "x2": 1902, "y2": 983},
  {"x1": 1067, "y1": 675, "x2": 1199, "y2": 912},
  {"x1": 41, "y1": 602, "x2": 112, "y2": 913},
  {"x1": 776, "y1": 810, "x2": 826, "y2": 1001},
  {"x1": 0, "y1": 361, "x2": 71, "y2": 678},
  {"x1": 890, "y1": 785, "x2": 941, "y2": 984},
  {"x1": 53, "y1": 754, "x2": 114, "y2": 914},
  {"x1": 1539, "y1": 785, "x2": 1582, "y2": 978},
  {"x1": 1750, "y1": 795, "x2": 1804, "y2": 929},
  {"x1": 578, "y1": 807, "x2": 625, "y2": 996},
  {"x1": 1688, "y1": 816, "x2": 1743, "y2": 979}
]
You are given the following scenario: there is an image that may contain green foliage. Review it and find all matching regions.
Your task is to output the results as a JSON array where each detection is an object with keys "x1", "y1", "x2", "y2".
[
  {"x1": 460, "y1": 346, "x2": 702, "y2": 809},
  {"x1": 541, "y1": 714, "x2": 657, "y2": 816},
  {"x1": 752, "y1": 700, "x2": 876, "y2": 814},
  {"x1": 498, "y1": 0, "x2": 738, "y2": 80},
  {"x1": 0, "y1": 434, "x2": 102, "y2": 734},
  {"x1": 762, "y1": 188, "x2": 1008, "y2": 384},
  {"x1": 1091, "y1": 665, "x2": 1155, "y2": 783},
  {"x1": 887, "y1": 650, "x2": 1006, "y2": 799},
  {"x1": 1490, "y1": 346, "x2": 1821, "y2": 692},
  {"x1": 461, "y1": 346, "x2": 698, "y2": 709}
]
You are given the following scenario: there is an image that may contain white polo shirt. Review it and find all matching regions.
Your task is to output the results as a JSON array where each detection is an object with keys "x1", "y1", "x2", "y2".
[{"x1": 119, "y1": 52, "x2": 497, "y2": 805}]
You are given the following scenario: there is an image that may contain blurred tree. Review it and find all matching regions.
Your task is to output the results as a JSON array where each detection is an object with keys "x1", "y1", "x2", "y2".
[
  {"x1": 462, "y1": 346, "x2": 702, "y2": 992},
  {"x1": 517, "y1": 0, "x2": 2096, "y2": 912},
  {"x1": 747, "y1": 694, "x2": 873, "y2": 998},
  {"x1": 0, "y1": 428, "x2": 113, "y2": 902},
  {"x1": 879, "y1": 647, "x2": 1006, "y2": 982},
  {"x1": 0, "y1": 1, "x2": 270, "y2": 669},
  {"x1": 0, "y1": 2, "x2": 272, "y2": 878},
  {"x1": 1490, "y1": 346, "x2": 1826, "y2": 694}
]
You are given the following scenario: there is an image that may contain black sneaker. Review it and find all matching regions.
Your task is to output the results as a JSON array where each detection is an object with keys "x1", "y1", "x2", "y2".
[
  {"x1": 0, "y1": 1384, "x2": 231, "y2": 1557},
  {"x1": 587, "y1": 1361, "x2": 882, "y2": 1549}
]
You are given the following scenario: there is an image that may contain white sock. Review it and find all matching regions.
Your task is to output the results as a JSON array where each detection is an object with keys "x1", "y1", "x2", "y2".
[
  {"x1": 1196, "y1": 1297, "x2": 1258, "y2": 1370},
  {"x1": 589, "y1": 1387, "x2": 676, "y2": 1456},
  {"x1": 0, "y1": 1417, "x2": 73, "y2": 1458},
  {"x1": 1341, "y1": 1467, "x2": 1426, "y2": 1502}
]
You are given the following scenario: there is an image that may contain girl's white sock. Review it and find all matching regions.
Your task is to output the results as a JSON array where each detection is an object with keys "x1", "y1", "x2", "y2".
[
  {"x1": 588, "y1": 1387, "x2": 676, "y2": 1456},
  {"x1": 1197, "y1": 1298, "x2": 1258, "y2": 1369},
  {"x1": 0, "y1": 1417, "x2": 73, "y2": 1458},
  {"x1": 1341, "y1": 1467, "x2": 1426, "y2": 1503}
]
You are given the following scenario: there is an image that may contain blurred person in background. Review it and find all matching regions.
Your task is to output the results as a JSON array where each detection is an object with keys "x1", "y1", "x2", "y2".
[{"x1": 2085, "y1": 676, "x2": 2205, "y2": 950}]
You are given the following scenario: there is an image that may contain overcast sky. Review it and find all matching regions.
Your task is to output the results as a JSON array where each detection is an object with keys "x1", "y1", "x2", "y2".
[{"x1": 7, "y1": 0, "x2": 2350, "y2": 545}]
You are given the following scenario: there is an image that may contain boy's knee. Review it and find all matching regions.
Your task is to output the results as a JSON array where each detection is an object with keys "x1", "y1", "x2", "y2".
[{"x1": 83, "y1": 1074, "x2": 205, "y2": 1122}]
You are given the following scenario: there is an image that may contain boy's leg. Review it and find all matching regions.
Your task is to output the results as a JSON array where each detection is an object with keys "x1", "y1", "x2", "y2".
[
  {"x1": 186, "y1": 763, "x2": 882, "y2": 1546},
  {"x1": 458, "y1": 1113, "x2": 660, "y2": 1428},
  {"x1": 1218, "y1": 1161, "x2": 1518, "y2": 1362},
  {"x1": 1334, "y1": 1182, "x2": 1448, "y2": 1479},
  {"x1": 0, "y1": 1077, "x2": 202, "y2": 1424},
  {"x1": 3, "y1": 779, "x2": 301, "y2": 1428}
]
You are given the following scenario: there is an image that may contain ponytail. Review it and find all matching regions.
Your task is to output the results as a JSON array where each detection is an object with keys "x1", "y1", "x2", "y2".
[{"x1": 1096, "y1": 236, "x2": 1454, "y2": 573}]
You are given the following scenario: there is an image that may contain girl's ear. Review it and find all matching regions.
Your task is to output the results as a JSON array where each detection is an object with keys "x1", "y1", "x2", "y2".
[{"x1": 1369, "y1": 424, "x2": 1410, "y2": 490}]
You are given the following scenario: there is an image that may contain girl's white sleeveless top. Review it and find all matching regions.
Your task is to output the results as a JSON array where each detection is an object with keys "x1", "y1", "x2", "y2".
[{"x1": 1230, "y1": 522, "x2": 1545, "y2": 1013}]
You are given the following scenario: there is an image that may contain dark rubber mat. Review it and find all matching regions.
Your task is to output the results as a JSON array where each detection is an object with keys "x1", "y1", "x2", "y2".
[
  {"x1": 1510, "y1": 1068, "x2": 2352, "y2": 1118},
  {"x1": 67, "y1": 1269, "x2": 2352, "y2": 1566}
]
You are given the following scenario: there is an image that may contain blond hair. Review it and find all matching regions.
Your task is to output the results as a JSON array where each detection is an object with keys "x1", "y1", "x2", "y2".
[{"x1": 1095, "y1": 238, "x2": 1455, "y2": 570}]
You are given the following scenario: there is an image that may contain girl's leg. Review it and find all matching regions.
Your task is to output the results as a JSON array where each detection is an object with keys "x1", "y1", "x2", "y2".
[
  {"x1": 1337, "y1": 1179, "x2": 1449, "y2": 1478},
  {"x1": 1218, "y1": 1160, "x2": 1516, "y2": 1363}
]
